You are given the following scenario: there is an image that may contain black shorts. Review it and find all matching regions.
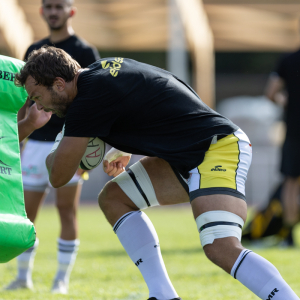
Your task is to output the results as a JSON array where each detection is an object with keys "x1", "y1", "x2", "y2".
[{"x1": 280, "y1": 137, "x2": 300, "y2": 178}]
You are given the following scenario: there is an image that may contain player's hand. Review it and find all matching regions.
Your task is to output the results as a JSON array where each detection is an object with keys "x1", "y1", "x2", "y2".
[
  {"x1": 26, "y1": 103, "x2": 52, "y2": 130},
  {"x1": 103, "y1": 156, "x2": 131, "y2": 177}
]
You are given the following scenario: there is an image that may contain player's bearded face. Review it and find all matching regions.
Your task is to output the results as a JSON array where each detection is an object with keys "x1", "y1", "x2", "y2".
[{"x1": 47, "y1": 87, "x2": 71, "y2": 118}]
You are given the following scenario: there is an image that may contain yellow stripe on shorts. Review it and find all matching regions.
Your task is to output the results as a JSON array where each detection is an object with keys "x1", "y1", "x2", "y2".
[{"x1": 198, "y1": 134, "x2": 240, "y2": 190}]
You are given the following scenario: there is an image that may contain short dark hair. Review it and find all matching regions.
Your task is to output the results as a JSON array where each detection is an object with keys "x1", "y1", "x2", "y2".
[{"x1": 15, "y1": 46, "x2": 80, "y2": 88}]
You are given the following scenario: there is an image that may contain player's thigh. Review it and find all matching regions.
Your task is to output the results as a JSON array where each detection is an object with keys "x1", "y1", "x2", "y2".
[
  {"x1": 108, "y1": 156, "x2": 189, "y2": 206},
  {"x1": 191, "y1": 194, "x2": 247, "y2": 223},
  {"x1": 100, "y1": 157, "x2": 189, "y2": 226},
  {"x1": 139, "y1": 156, "x2": 189, "y2": 205},
  {"x1": 21, "y1": 139, "x2": 53, "y2": 188}
]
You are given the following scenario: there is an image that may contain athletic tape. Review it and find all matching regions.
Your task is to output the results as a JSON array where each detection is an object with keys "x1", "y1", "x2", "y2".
[
  {"x1": 104, "y1": 147, "x2": 131, "y2": 163},
  {"x1": 196, "y1": 211, "x2": 244, "y2": 247}
]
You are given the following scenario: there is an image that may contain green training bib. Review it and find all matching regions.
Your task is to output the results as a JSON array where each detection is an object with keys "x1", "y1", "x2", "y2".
[{"x1": 0, "y1": 55, "x2": 36, "y2": 263}]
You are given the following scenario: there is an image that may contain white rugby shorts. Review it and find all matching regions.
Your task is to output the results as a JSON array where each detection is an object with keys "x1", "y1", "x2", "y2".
[{"x1": 21, "y1": 139, "x2": 82, "y2": 191}]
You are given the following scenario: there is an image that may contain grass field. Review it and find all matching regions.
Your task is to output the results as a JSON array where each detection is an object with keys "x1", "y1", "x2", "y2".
[{"x1": 1, "y1": 204, "x2": 300, "y2": 300}]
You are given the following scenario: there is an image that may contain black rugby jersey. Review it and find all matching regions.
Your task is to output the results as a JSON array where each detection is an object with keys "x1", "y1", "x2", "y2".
[
  {"x1": 64, "y1": 58, "x2": 239, "y2": 178},
  {"x1": 24, "y1": 35, "x2": 100, "y2": 141}
]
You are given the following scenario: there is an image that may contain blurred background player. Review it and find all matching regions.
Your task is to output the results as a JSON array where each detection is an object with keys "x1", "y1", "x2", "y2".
[
  {"x1": 5, "y1": 0, "x2": 100, "y2": 294},
  {"x1": 264, "y1": 38, "x2": 300, "y2": 247}
]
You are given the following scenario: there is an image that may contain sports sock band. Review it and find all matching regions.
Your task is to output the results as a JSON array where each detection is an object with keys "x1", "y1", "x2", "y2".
[
  {"x1": 17, "y1": 238, "x2": 39, "y2": 281},
  {"x1": 54, "y1": 238, "x2": 79, "y2": 284},
  {"x1": 231, "y1": 249, "x2": 299, "y2": 299}
]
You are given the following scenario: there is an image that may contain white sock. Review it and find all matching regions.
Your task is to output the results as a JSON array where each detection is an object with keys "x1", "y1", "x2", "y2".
[
  {"x1": 17, "y1": 238, "x2": 39, "y2": 282},
  {"x1": 231, "y1": 249, "x2": 299, "y2": 299},
  {"x1": 54, "y1": 238, "x2": 80, "y2": 284},
  {"x1": 114, "y1": 211, "x2": 178, "y2": 300}
]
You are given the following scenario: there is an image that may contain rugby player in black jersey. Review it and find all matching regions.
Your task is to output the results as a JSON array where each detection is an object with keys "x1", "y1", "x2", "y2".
[
  {"x1": 15, "y1": 46, "x2": 300, "y2": 300},
  {"x1": 5, "y1": 0, "x2": 100, "y2": 294}
]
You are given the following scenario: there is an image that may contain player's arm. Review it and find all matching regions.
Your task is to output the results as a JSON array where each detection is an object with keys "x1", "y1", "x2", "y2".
[
  {"x1": 18, "y1": 103, "x2": 52, "y2": 142},
  {"x1": 46, "y1": 136, "x2": 89, "y2": 188},
  {"x1": 264, "y1": 73, "x2": 287, "y2": 105}
]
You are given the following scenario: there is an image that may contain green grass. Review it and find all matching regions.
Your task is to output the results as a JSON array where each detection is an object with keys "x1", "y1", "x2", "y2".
[{"x1": 0, "y1": 205, "x2": 300, "y2": 300}]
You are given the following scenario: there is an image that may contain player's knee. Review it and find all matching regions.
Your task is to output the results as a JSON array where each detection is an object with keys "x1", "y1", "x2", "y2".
[
  {"x1": 203, "y1": 238, "x2": 244, "y2": 274},
  {"x1": 98, "y1": 181, "x2": 119, "y2": 213},
  {"x1": 56, "y1": 200, "x2": 75, "y2": 214},
  {"x1": 196, "y1": 211, "x2": 244, "y2": 270},
  {"x1": 203, "y1": 238, "x2": 238, "y2": 265},
  {"x1": 203, "y1": 240, "x2": 222, "y2": 264}
]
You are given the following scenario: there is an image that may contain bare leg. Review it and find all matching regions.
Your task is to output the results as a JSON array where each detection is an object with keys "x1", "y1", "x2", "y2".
[
  {"x1": 99, "y1": 157, "x2": 188, "y2": 300},
  {"x1": 192, "y1": 194, "x2": 299, "y2": 299},
  {"x1": 191, "y1": 194, "x2": 247, "y2": 273},
  {"x1": 52, "y1": 182, "x2": 82, "y2": 294},
  {"x1": 56, "y1": 183, "x2": 82, "y2": 240},
  {"x1": 282, "y1": 177, "x2": 300, "y2": 226},
  {"x1": 24, "y1": 190, "x2": 48, "y2": 223}
]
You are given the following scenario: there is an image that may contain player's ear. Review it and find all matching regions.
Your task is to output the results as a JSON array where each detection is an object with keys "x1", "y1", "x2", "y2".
[
  {"x1": 53, "y1": 77, "x2": 66, "y2": 92},
  {"x1": 69, "y1": 7, "x2": 77, "y2": 18}
]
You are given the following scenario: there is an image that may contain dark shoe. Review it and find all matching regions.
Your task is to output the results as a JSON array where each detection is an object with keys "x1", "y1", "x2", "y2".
[{"x1": 148, "y1": 298, "x2": 182, "y2": 300}]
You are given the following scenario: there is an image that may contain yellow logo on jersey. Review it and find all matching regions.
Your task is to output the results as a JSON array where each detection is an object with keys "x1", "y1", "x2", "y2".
[
  {"x1": 101, "y1": 60, "x2": 110, "y2": 69},
  {"x1": 101, "y1": 58, "x2": 123, "y2": 77}
]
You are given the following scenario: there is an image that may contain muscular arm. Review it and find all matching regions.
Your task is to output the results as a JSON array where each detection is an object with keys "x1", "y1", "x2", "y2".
[
  {"x1": 46, "y1": 136, "x2": 89, "y2": 188},
  {"x1": 264, "y1": 74, "x2": 287, "y2": 105}
]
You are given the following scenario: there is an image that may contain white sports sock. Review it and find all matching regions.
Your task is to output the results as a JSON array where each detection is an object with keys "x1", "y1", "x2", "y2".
[
  {"x1": 114, "y1": 211, "x2": 178, "y2": 300},
  {"x1": 54, "y1": 238, "x2": 79, "y2": 284},
  {"x1": 231, "y1": 249, "x2": 299, "y2": 299},
  {"x1": 17, "y1": 238, "x2": 39, "y2": 281}
]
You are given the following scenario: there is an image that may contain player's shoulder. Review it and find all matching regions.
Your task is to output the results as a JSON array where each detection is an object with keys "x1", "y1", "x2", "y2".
[{"x1": 72, "y1": 35, "x2": 96, "y2": 51}]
